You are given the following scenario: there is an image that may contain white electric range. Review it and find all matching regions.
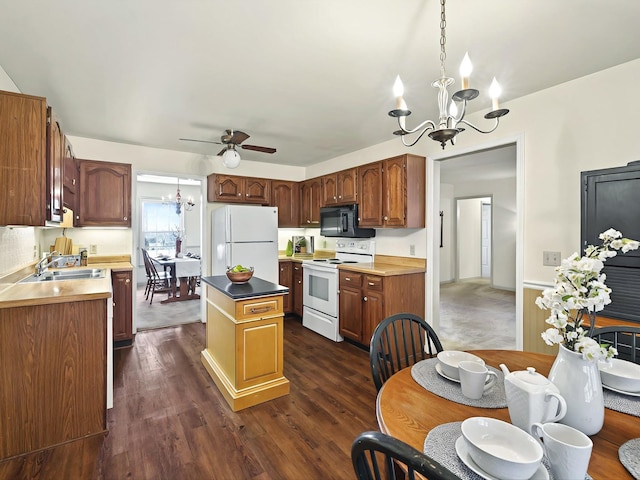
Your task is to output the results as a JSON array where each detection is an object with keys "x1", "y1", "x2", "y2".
[{"x1": 301, "y1": 238, "x2": 375, "y2": 341}]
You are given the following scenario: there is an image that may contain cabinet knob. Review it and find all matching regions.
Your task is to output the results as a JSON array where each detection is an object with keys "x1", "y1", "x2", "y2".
[
  {"x1": 298, "y1": 280, "x2": 301, "y2": 284},
  {"x1": 125, "y1": 279, "x2": 130, "y2": 284},
  {"x1": 368, "y1": 282, "x2": 375, "y2": 286},
  {"x1": 72, "y1": 178, "x2": 76, "y2": 185},
  {"x1": 363, "y1": 296, "x2": 368, "y2": 302},
  {"x1": 383, "y1": 216, "x2": 388, "y2": 221},
  {"x1": 113, "y1": 302, "x2": 116, "y2": 307},
  {"x1": 238, "y1": 193, "x2": 242, "y2": 196},
  {"x1": 306, "y1": 219, "x2": 311, "y2": 223},
  {"x1": 345, "y1": 277, "x2": 351, "y2": 281},
  {"x1": 246, "y1": 193, "x2": 249, "y2": 197},
  {"x1": 338, "y1": 195, "x2": 342, "y2": 199},
  {"x1": 333, "y1": 196, "x2": 336, "y2": 200},
  {"x1": 123, "y1": 216, "x2": 128, "y2": 221}
]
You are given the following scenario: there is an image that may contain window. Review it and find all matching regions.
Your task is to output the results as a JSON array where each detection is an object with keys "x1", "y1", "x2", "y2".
[{"x1": 140, "y1": 199, "x2": 183, "y2": 257}]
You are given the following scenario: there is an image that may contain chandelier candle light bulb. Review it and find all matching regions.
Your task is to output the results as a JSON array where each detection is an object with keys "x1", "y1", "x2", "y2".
[
  {"x1": 489, "y1": 78, "x2": 502, "y2": 111},
  {"x1": 459, "y1": 52, "x2": 472, "y2": 90}
]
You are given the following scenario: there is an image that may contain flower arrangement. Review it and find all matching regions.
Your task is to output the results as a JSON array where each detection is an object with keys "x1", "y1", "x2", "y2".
[
  {"x1": 535, "y1": 228, "x2": 639, "y2": 361},
  {"x1": 171, "y1": 225, "x2": 185, "y2": 241}
]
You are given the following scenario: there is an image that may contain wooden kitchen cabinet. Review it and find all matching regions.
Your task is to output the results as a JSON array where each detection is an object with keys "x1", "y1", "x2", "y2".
[
  {"x1": 46, "y1": 107, "x2": 64, "y2": 223},
  {"x1": 292, "y1": 262, "x2": 303, "y2": 317},
  {"x1": 358, "y1": 154, "x2": 425, "y2": 228},
  {"x1": 63, "y1": 137, "x2": 78, "y2": 212},
  {"x1": 299, "y1": 177, "x2": 322, "y2": 226},
  {"x1": 339, "y1": 269, "x2": 425, "y2": 347},
  {"x1": 77, "y1": 159, "x2": 131, "y2": 227},
  {"x1": 271, "y1": 180, "x2": 300, "y2": 227},
  {"x1": 207, "y1": 174, "x2": 271, "y2": 204},
  {"x1": 322, "y1": 167, "x2": 358, "y2": 206},
  {"x1": 112, "y1": 269, "x2": 133, "y2": 348},
  {"x1": 0, "y1": 90, "x2": 47, "y2": 226},
  {"x1": 279, "y1": 260, "x2": 293, "y2": 314}
]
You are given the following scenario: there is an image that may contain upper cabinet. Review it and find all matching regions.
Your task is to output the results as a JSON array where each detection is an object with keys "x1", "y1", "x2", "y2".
[
  {"x1": 77, "y1": 160, "x2": 131, "y2": 227},
  {"x1": 358, "y1": 154, "x2": 425, "y2": 228},
  {"x1": 299, "y1": 177, "x2": 322, "y2": 226},
  {"x1": 46, "y1": 107, "x2": 64, "y2": 223},
  {"x1": 322, "y1": 168, "x2": 358, "y2": 206},
  {"x1": 63, "y1": 138, "x2": 78, "y2": 213},
  {"x1": 208, "y1": 174, "x2": 270, "y2": 205},
  {"x1": 271, "y1": 180, "x2": 300, "y2": 227},
  {"x1": 0, "y1": 90, "x2": 47, "y2": 226}
]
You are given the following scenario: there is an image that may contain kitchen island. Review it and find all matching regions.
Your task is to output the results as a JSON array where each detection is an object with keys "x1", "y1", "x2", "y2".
[{"x1": 200, "y1": 275, "x2": 290, "y2": 411}]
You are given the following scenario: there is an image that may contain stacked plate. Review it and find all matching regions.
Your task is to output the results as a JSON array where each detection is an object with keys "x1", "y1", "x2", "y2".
[
  {"x1": 436, "y1": 350, "x2": 485, "y2": 382},
  {"x1": 599, "y1": 358, "x2": 640, "y2": 396}
]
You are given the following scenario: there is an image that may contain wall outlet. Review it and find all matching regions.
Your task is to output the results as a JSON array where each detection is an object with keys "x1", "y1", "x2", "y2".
[
  {"x1": 409, "y1": 244, "x2": 416, "y2": 256},
  {"x1": 543, "y1": 251, "x2": 561, "y2": 266},
  {"x1": 89, "y1": 244, "x2": 98, "y2": 255}
]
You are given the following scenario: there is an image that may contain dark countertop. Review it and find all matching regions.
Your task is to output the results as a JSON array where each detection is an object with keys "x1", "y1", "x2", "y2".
[{"x1": 202, "y1": 275, "x2": 289, "y2": 300}]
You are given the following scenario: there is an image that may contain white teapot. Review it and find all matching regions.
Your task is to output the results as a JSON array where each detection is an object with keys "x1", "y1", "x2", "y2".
[{"x1": 500, "y1": 364, "x2": 567, "y2": 432}]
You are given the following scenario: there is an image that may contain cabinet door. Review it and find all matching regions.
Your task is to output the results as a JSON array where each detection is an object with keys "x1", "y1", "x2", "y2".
[
  {"x1": 208, "y1": 174, "x2": 244, "y2": 202},
  {"x1": 78, "y1": 160, "x2": 131, "y2": 226},
  {"x1": 279, "y1": 261, "x2": 293, "y2": 314},
  {"x1": 363, "y1": 281, "x2": 384, "y2": 344},
  {"x1": 358, "y1": 161, "x2": 384, "y2": 227},
  {"x1": 337, "y1": 168, "x2": 358, "y2": 204},
  {"x1": 292, "y1": 264, "x2": 303, "y2": 316},
  {"x1": 383, "y1": 156, "x2": 407, "y2": 227},
  {"x1": 63, "y1": 139, "x2": 78, "y2": 211},
  {"x1": 0, "y1": 91, "x2": 47, "y2": 226},
  {"x1": 271, "y1": 180, "x2": 300, "y2": 227},
  {"x1": 112, "y1": 270, "x2": 133, "y2": 345},
  {"x1": 244, "y1": 177, "x2": 271, "y2": 204},
  {"x1": 339, "y1": 286, "x2": 363, "y2": 342},
  {"x1": 300, "y1": 178, "x2": 322, "y2": 226},
  {"x1": 322, "y1": 174, "x2": 338, "y2": 205},
  {"x1": 46, "y1": 108, "x2": 64, "y2": 223}
]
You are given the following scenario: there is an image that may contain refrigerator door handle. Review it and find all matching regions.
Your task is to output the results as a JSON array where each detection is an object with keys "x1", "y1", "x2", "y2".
[{"x1": 225, "y1": 244, "x2": 232, "y2": 270}]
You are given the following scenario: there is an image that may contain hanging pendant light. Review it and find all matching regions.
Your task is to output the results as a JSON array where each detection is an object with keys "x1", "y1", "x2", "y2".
[
  {"x1": 388, "y1": 0, "x2": 509, "y2": 149},
  {"x1": 222, "y1": 147, "x2": 241, "y2": 169},
  {"x1": 164, "y1": 178, "x2": 195, "y2": 214}
]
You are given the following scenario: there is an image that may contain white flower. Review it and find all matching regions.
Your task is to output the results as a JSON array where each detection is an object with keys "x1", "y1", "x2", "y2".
[{"x1": 537, "y1": 229, "x2": 639, "y2": 361}]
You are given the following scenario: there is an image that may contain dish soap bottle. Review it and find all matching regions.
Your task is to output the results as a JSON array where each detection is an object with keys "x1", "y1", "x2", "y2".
[{"x1": 286, "y1": 239, "x2": 293, "y2": 257}]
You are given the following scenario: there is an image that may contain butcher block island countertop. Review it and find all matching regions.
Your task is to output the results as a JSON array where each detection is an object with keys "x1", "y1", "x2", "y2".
[{"x1": 200, "y1": 275, "x2": 290, "y2": 411}]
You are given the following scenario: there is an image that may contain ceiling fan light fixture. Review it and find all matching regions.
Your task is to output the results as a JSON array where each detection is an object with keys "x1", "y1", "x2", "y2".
[{"x1": 222, "y1": 148, "x2": 241, "y2": 169}]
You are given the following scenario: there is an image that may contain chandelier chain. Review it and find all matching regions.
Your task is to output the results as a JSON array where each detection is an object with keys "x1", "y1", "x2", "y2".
[{"x1": 439, "y1": 0, "x2": 447, "y2": 78}]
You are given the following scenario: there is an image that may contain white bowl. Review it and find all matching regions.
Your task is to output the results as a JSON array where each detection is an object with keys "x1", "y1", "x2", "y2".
[
  {"x1": 599, "y1": 358, "x2": 640, "y2": 392},
  {"x1": 437, "y1": 351, "x2": 484, "y2": 380},
  {"x1": 461, "y1": 417, "x2": 543, "y2": 480}
]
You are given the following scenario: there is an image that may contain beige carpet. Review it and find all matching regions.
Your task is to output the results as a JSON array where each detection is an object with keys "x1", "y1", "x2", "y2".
[
  {"x1": 135, "y1": 284, "x2": 202, "y2": 331},
  {"x1": 438, "y1": 278, "x2": 516, "y2": 351}
]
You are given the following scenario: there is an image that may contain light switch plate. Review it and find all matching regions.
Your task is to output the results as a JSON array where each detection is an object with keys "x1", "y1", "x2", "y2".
[{"x1": 543, "y1": 251, "x2": 561, "y2": 266}]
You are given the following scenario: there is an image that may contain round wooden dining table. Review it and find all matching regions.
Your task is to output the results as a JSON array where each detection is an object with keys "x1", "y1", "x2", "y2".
[{"x1": 376, "y1": 350, "x2": 640, "y2": 479}]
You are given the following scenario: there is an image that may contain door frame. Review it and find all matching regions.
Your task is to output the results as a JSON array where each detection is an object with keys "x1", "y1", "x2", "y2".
[{"x1": 426, "y1": 134, "x2": 524, "y2": 350}]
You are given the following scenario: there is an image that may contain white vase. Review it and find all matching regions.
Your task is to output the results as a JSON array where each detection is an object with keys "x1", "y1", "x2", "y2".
[{"x1": 548, "y1": 343, "x2": 604, "y2": 435}]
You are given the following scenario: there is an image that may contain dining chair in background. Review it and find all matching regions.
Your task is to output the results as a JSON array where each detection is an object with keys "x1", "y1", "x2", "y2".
[
  {"x1": 370, "y1": 313, "x2": 444, "y2": 392},
  {"x1": 590, "y1": 325, "x2": 640, "y2": 363},
  {"x1": 351, "y1": 431, "x2": 460, "y2": 480},
  {"x1": 141, "y1": 249, "x2": 172, "y2": 305}
]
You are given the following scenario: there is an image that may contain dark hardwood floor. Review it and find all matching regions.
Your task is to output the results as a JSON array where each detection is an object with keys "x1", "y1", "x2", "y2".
[{"x1": 95, "y1": 316, "x2": 378, "y2": 479}]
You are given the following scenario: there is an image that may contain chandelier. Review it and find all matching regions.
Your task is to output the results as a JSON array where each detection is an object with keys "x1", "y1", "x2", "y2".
[
  {"x1": 388, "y1": 0, "x2": 509, "y2": 149},
  {"x1": 165, "y1": 179, "x2": 195, "y2": 214}
]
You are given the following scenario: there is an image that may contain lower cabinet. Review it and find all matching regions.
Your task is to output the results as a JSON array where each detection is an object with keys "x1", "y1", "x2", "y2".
[
  {"x1": 292, "y1": 262, "x2": 303, "y2": 317},
  {"x1": 339, "y1": 270, "x2": 425, "y2": 346},
  {"x1": 279, "y1": 260, "x2": 293, "y2": 314},
  {"x1": 112, "y1": 269, "x2": 133, "y2": 347}
]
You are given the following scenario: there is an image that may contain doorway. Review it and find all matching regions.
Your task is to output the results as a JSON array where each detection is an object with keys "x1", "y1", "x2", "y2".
[{"x1": 427, "y1": 139, "x2": 522, "y2": 350}]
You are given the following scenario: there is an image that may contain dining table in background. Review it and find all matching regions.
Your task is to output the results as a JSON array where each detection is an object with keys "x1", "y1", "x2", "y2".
[
  {"x1": 376, "y1": 349, "x2": 640, "y2": 480},
  {"x1": 151, "y1": 256, "x2": 201, "y2": 303}
]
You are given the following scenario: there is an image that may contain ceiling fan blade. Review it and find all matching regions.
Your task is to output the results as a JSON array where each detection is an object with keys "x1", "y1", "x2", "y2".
[
  {"x1": 228, "y1": 130, "x2": 250, "y2": 145},
  {"x1": 179, "y1": 138, "x2": 223, "y2": 145},
  {"x1": 217, "y1": 147, "x2": 227, "y2": 156},
  {"x1": 241, "y1": 144, "x2": 277, "y2": 154}
]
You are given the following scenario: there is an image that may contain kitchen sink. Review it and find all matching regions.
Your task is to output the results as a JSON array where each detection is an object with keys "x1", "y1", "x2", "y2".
[{"x1": 19, "y1": 268, "x2": 107, "y2": 283}]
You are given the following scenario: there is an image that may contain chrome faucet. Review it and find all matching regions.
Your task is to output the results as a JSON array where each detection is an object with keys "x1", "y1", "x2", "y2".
[{"x1": 35, "y1": 251, "x2": 61, "y2": 276}]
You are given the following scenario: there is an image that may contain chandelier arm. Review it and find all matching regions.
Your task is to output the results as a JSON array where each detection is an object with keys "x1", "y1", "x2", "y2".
[
  {"x1": 396, "y1": 118, "x2": 437, "y2": 135},
  {"x1": 400, "y1": 126, "x2": 436, "y2": 147},
  {"x1": 456, "y1": 117, "x2": 501, "y2": 135}
]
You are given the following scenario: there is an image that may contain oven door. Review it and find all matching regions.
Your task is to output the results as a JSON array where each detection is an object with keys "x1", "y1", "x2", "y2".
[{"x1": 302, "y1": 264, "x2": 338, "y2": 317}]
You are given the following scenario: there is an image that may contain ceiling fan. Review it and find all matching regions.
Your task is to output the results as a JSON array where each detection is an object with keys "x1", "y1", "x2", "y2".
[{"x1": 180, "y1": 129, "x2": 276, "y2": 169}]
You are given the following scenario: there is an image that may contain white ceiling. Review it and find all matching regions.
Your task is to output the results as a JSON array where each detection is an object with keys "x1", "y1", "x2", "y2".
[{"x1": 1, "y1": 0, "x2": 639, "y2": 170}]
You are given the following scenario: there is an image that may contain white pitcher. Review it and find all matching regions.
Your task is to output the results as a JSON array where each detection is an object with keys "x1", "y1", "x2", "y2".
[{"x1": 500, "y1": 364, "x2": 567, "y2": 432}]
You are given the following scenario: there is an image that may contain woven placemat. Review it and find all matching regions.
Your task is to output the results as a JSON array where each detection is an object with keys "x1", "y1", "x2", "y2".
[
  {"x1": 603, "y1": 389, "x2": 640, "y2": 418},
  {"x1": 423, "y1": 422, "x2": 592, "y2": 480},
  {"x1": 411, "y1": 358, "x2": 507, "y2": 408},
  {"x1": 619, "y1": 438, "x2": 640, "y2": 479}
]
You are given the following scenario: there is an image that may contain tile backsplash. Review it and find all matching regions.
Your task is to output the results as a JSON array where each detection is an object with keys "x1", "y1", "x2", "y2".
[{"x1": 0, "y1": 226, "x2": 39, "y2": 276}]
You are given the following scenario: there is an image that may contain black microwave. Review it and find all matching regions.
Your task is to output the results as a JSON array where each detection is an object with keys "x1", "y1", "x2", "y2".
[{"x1": 320, "y1": 204, "x2": 375, "y2": 238}]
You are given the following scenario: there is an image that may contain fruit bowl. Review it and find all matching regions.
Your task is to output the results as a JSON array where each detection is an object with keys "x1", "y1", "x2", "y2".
[{"x1": 226, "y1": 266, "x2": 254, "y2": 284}]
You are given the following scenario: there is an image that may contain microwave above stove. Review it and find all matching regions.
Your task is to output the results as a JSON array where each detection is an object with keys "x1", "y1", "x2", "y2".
[{"x1": 320, "y1": 204, "x2": 375, "y2": 238}]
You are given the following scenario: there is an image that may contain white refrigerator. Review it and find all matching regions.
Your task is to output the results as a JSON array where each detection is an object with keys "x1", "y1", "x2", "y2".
[{"x1": 212, "y1": 205, "x2": 279, "y2": 284}]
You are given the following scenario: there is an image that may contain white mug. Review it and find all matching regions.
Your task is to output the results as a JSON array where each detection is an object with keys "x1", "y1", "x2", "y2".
[
  {"x1": 459, "y1": 360, "x2": 498, "y2": 400},
  {"x1": 531, "y1": 422, "x2": 593, "y2": 480}
]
